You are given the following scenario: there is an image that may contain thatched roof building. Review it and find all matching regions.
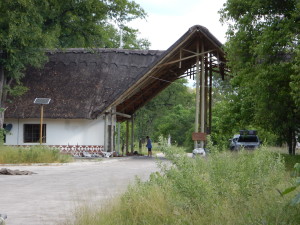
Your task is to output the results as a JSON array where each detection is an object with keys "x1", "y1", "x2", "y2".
[
  {"x1": 5, "y1": 25, "x2": 226, "y2": 121},
  {"x1": 5, "y1": 49, "x2": 163, "y2": 119}
]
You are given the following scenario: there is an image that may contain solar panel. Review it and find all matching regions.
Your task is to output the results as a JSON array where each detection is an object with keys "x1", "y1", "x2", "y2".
[{"x1": 34, "y1": 98, "x2": 51, "y2": 104}]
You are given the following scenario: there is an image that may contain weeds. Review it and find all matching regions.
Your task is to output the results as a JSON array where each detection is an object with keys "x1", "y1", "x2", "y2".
[
  {"x1": 63, "y1": 146, "x2": 300, "y2": 225},
  {"x1": 0, "y1": 146, "x2": 73, "y2": 164}
]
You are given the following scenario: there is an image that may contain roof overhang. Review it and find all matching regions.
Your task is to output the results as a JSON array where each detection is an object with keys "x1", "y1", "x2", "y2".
[{"x1": 110, "y1": 25, "x2": 227, "y2": 121}]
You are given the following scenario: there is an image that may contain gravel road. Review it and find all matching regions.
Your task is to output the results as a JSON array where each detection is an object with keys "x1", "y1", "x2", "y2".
[{"x1": 0, "y1": 156, "x2": 163, "y2": 225}]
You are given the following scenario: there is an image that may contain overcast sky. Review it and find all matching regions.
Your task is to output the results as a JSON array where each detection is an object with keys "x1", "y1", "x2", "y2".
[{"x1": 129, "y1": 0, "x2": 228, "y2": 50}]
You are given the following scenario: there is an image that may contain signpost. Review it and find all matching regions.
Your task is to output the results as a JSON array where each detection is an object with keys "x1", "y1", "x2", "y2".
[
  {"x1": 192, "y1": 132, "x2": 207, "y2": 141},
  {"x1": 34, "y1": 98, "x2": 51, "y2": 145}
]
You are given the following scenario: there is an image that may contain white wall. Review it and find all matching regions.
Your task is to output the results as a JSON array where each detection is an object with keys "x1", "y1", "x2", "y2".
[{"x1": 4, "y1": 117, "x2": 106, "y2": 146}]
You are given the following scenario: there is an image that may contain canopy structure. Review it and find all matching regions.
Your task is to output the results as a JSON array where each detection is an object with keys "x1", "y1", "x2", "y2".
[
  {"x1": 111, "y1": 25, "x2": 227, "y2": 147},
  {"x1": 115, "y1": 25, "x2": 226, "y2": 116}
]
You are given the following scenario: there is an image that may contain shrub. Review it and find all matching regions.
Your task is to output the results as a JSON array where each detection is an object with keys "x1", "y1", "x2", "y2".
[
  {"x1": 0, "y1": 146, "x2": 73, "y2": 164},
  {"x1": 64, "y1": 147, "x2": 300, "y2": 225}
]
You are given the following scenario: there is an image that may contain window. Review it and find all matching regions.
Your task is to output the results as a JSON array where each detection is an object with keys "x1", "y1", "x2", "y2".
[
  {"x1": 24, "y1": 124, "x2": 46, "y2": 143},
  {"x1": 238, "y1": 135, "x2": 258, "y2": 143}
]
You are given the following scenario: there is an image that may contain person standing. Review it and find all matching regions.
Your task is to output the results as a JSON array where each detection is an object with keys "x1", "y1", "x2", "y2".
[{"x1": 146, "y1": 136, "x2": 152, "y2": 157}]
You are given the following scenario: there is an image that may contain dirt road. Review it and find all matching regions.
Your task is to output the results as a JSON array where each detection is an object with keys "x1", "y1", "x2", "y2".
[{"x1": 0, "y1": 156, "x2": 162, "y2": 225}]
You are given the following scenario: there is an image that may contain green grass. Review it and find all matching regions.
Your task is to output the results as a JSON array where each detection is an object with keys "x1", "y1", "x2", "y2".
[
  {"x1": 262, "y1": 146, "x2": 300, "y2": 171},
  {"x1": 62, "y1": 146, "x2": 300, "y2": 225},
  {"x1": 281, "y1": 154, "x2": 300, "y2": 171},
  {"x1": 0, "y1": 146, "x2": 73, "y2": 164}
]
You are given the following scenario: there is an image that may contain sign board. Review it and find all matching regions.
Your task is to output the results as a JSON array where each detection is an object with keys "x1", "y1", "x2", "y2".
[{"x1": 192, "y1": 132, "x2": 207, "y2": 141}]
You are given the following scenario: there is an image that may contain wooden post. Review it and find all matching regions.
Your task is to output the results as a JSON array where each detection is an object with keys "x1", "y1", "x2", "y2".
[
  {"x1": 104, "y1": 113, "x2": 108, "y2": 151},
  {"x1": 205, "y1": 54, "x2": 208, "y2": 134},
  {"x1": 131, "y1": 116, "x2": 134, "y2": 153},
  {"x1": 110, "y1": 109, "x2": 114, "y2": 157},
  {"x1": 126, "y1": 120, "x2": 129, "y2": 155},
  {"x1": 117, "y1": 122, "x2": 120, "y2": 154},
  {"x1": 200, "y1": 40, "x2": 205, "y2": 148},
  {"x1": 40, "y1": 105, "x2": 44, "y2": 145},
  {"x1": 194, "y1": 41, "x2": 200, "y2": 149},
  {"x1": 209, "y1": 53, "x2": 213, "y2": 134}
]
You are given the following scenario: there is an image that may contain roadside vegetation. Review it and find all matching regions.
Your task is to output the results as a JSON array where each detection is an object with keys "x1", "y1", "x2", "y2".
[
  {"x1": 130, "y1": 0, "x2": 300, "y2": 157},
  {"x1": 0, "y1": 146, "x2": 73, "y2": 164},
  {"x1": 62, "y1": 145, "x2": 300, "y2": 225}
]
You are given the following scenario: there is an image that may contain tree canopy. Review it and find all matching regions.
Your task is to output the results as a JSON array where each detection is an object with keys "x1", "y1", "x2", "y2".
[
  {"x1": 220, "y1": 0, "x2": 300, "y2": 154},
  {"x1": 134, "y1": 79, "x2": 195, "y2": 147},
  {"x1": 0, "y1": 0, "x2": 149, "y2": 131}
]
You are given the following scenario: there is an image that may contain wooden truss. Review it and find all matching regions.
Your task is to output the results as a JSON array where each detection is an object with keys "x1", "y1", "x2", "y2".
[{"x1": 105, "y1": 26, "x2": 228, "y2": 153}]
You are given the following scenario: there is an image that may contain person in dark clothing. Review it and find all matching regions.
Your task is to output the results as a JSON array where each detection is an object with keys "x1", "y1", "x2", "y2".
[{"x1": 146, "y1": 136, "x2": 152, "y2": 157}]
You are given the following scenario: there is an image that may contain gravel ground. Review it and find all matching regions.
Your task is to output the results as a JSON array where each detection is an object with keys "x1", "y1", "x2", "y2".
[{"x1": 0, "y1": 156, "x2": 162, "y2": 225}]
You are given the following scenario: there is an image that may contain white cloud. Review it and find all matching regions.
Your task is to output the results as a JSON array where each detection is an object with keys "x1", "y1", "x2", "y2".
[{"x1": 129, "y1": 0, "x2": 228, "y2": 50}]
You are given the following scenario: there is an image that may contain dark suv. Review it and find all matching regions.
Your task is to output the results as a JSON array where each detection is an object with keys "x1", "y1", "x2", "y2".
[{"x1": 230, "y1": 130, "x2": 261, "y2": 150}]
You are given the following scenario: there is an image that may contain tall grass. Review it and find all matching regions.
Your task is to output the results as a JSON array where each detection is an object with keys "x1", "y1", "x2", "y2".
[
  {"x1": 63, "y1": 147, "x2": 300, "y2": 225},
  {"x1": 0, "y1": 146, "x2": 73, "y2": 164}
]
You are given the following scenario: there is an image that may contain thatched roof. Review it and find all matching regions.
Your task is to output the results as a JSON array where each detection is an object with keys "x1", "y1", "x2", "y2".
[
  {"x1": 5, "y1": 25, "x2": 226, "y2": 120},
  {"x1": 5, "y1": 49, "x2": 163, "y2": 119},
  {"x1": 114, "y1": 25, "x2": 226, "y2": 119}
]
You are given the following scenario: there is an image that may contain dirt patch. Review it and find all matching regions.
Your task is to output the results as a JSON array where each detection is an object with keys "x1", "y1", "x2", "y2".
[{"x1": 0, "y1": 168, "x2": 36, "y2": 175}]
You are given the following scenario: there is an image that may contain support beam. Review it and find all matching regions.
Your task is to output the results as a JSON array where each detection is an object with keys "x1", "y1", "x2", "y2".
[
  {"x1": 209, "y1": 53, "x2": 213, "y2": 134},
  {"x1": 39, "y1": 105, "x2": 44, "y2": 145},
  {"x1": 114, "y1": 112, "x2": 131, "y2": 119},
  {"x1": 104, "y1": 112, "x2": 108, "y2": 151},
  {"x1": 194, "y1": 41, "x2": 200, "y2": 149},
  {"x1": 110, "y1": 109, "x2": 114, "y2": 157},
  {"x1": 126, "y1": 120, "x2": 129, "y2": 155},
  {"x1": 131, "y1": 116, "x2": 134, "y2": 153},
  {"x1": 200, "y1": 40, "x2": 205, "y2": 148},
  {"x1": 205, "y1": 54, "x2": 208, "y2": 134},
  {"x1": 158, "y1": 49, "x2": 215, "y2": 67},
  {"x1": 179, "y1": 48, "x2": 182, "y2": 68},
  {"x1": 117, "y1": 122, "x2": 120, "y2": 154}
]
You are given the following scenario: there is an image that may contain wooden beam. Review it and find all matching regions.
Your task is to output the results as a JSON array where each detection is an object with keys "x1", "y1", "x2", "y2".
[
  {"x1": 104, "y1": 112, "x2": 108, "y2": 151},
  {"x1": 158, "y1": 49, "x2": 215, "y2": 68},
  {"x1": 131, "y1": 116, "x2": 134, "y2": 153},
  {"x1": 209, "y1": 53, "x2": 213, "y2": 134},
  {"x1": 205, "y1": 54, "x2": 208, "y2": 135},
  {"x1": 194, "y1": 40, "x2": 200, "y2": 148},
  {"x1": 114, "y1": 112, "x2": 131, "y2": 118},
  {"x1": 200, "y1": 40, "x2": 205, "y2": 148},
  {"x1": 110, "y1": 109, "x2": 114, "y2": 156},
  {"x1": 118, "y1": 75, "x2": 174, "y2": 114},
  {"x1": 126, "y1": 120, "x2": 129, "y2": 154}
]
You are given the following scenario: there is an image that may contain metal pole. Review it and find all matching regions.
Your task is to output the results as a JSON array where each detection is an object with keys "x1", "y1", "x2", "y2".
[
  {"x1": 200, "y1": 41, "x2": 205, "y2": 148},
  {"x1": 40, "y1": 105, "x2": 43, "y2": 145},
  {"x1": 194, "y1": 41, "x2": 200, "y2": 149}
]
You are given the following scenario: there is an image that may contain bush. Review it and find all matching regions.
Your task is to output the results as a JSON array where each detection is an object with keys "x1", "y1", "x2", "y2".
[
  {"x1": 64, "y1": 147, "x2": 300, "y2": 225},
  {"x1": 0, "y1": 146, "x2": 73, "y2": 164}
]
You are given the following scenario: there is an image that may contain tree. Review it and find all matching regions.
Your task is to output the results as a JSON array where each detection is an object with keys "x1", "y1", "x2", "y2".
[
  {"x1": 0, "y1": 0, "x2": 147, "y2": 134},
  {"x1": 220, "y1": 0, "x2": 300, "y2": 154},
  {"x1": 134, "y1": 79, "x2": 195, "y2": 147},
  {"x1": 291, "y1": 48, "x2": 300, "y2": 108}
]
